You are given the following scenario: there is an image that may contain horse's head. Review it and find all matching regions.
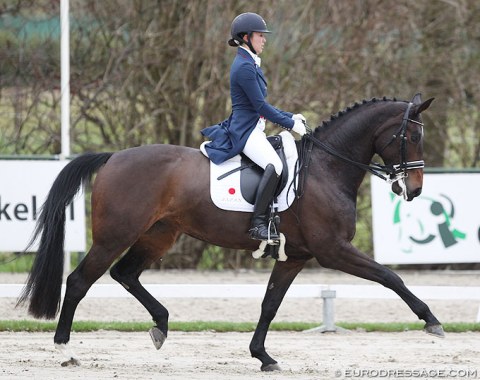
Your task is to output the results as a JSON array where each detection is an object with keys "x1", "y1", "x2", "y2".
[{"x1": 375, "y1": 94, "x2": 434, "y2": 201}]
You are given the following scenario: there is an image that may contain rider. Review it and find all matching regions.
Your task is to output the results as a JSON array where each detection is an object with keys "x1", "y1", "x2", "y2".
[{"x1": 201, "y1": 12, "x2": 307, "y2": 241}]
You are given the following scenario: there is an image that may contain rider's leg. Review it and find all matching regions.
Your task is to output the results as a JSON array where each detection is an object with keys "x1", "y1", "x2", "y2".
[
  {"x1": 243, "y1": 127, "x2": 282, "y2": 241},
  {"x1": 249, "y1": 164, "x2": 280, "y2": 240}
]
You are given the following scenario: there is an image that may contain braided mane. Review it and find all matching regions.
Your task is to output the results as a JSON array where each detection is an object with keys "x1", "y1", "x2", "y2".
[{"x1": 314, "y1": 96, "x2": 400, "y2": 132}]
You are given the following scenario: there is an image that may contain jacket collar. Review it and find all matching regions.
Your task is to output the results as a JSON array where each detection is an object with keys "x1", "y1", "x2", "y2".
[{"x1": 237, "y1": 47, "x2": 261, "y2": 67}]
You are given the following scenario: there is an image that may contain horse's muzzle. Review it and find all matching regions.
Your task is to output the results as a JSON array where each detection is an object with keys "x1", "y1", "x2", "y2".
[
  {"x1": 391, "y1": 181, "x2": 422, "y2": 201},
  {"x1": 406, "y1": 186, "x2": 422, "y2": 201}
]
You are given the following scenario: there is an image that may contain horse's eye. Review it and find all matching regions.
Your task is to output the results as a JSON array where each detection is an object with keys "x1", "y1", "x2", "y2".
[{"x1": 411, "y1": 133, "x2": 421, "y2": 143}]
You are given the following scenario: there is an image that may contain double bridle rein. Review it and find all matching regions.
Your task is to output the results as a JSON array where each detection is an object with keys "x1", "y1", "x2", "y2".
[{"x1": 298, "y1": 102, "x2": 425, "y2": 196}]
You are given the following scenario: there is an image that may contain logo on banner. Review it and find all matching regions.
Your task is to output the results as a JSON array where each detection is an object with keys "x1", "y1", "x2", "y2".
[{"x1": 391, "y1": 193, "x2": 467, "y2": 253}]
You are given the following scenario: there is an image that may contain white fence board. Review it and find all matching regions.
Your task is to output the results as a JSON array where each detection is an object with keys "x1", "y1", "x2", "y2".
[{"x1": 2, "y1": 283, "x2": 480, "y2": 300}]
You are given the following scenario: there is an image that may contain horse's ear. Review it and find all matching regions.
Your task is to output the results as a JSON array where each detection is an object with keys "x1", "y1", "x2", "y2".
[
  {"x1": 415, "y1": 97, "x2": 435, "y2": 115},
  {"x1": 412, "y1": 93, "x2": 423, "y2": 105}
]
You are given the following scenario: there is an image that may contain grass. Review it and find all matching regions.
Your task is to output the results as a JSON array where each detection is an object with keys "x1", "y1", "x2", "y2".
[
  {"x1": 0, "y1": 252, "x2": 83, "y2": 273},
  {"x1": 0, "y1": 253, "x2": 35, "y2": 273},
  {"x1": 0, "y1": 320, "x2": 478, "y2": 333}
]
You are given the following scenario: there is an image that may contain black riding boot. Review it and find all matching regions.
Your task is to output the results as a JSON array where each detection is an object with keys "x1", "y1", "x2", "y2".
[{"x1": 249, "y1": 164, "x2": 280, "y2": 241}]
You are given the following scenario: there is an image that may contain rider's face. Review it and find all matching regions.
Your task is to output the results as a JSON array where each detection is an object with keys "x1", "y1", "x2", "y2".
[{"x1": 245, "y1": 32, "x2": 266, "y2": 55}]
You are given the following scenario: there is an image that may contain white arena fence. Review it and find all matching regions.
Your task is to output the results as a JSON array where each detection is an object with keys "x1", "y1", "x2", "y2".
[
  {"x1": 2, "y1": 283, "x2": 480, "y2": 300},
  {"x1": 2, "y1": 283, "x2": 480, "y2": 324}
]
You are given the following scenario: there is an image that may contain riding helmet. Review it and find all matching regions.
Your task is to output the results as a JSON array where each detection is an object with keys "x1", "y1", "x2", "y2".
[{"x1": 228, "y1": 12, "x2": 271, "y2": 51}]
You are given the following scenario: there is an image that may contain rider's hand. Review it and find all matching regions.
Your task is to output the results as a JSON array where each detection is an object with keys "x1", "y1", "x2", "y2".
[
  {"x1": 292, "y1": 114, "x2": 306, "y2": 122},
  {"x1": 291, "y1": 119, "x2": 306, "y2": 136}
]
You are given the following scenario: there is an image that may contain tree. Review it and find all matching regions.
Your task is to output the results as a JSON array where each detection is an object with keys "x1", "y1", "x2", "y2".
[{"x1": 1, "y1": 0, "x2": 479, "y2": 267}]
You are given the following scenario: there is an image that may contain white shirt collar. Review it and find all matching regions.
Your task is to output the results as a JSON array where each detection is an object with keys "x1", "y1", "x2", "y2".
[{"x1": 240, "y1": 46, "x2": 261, "y2": 67}]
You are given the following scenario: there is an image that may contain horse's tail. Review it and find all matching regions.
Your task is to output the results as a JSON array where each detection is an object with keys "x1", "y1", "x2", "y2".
[{"x1": 17, "y1": 152, "x2": 113, "y2": 319}]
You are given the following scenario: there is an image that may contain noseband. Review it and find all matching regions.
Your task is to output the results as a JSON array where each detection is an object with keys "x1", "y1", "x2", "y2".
[{"x1": 301, "y1": 102, "x2": 424, "y2": 185}]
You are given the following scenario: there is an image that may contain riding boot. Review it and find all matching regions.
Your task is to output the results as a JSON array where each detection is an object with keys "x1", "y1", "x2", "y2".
[{"x1": 249, "y1": 164, "x2": 280, "y2": 241}]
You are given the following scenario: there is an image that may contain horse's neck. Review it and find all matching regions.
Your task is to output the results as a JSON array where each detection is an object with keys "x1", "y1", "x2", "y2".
[{"x1": 312, "y1": 105, "x2": 391, "y2": 196}]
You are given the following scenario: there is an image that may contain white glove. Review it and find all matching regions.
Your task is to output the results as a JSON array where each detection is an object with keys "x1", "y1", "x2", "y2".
[
  {"x1": 291, "y1": 119, "x2": 306, "y2": 136},
  {"x1": 292, "y1": 114, "x2": 306, "y2": 122}
]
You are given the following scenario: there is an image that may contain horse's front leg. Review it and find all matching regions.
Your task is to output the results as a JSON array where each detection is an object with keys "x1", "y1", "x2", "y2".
[
  {"x1": 250, "y1": 257, "x2": 307, "y2": 371},
  {"x1": 319, "y1": 241, "x2": 444, "y2": 337}
]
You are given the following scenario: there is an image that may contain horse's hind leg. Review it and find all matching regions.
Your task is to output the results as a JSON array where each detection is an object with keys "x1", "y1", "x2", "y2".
[
  {"x1": 110, "y1": 222, "x2": 180, "y2": 350},
  {"x1": 249, "y1": 257, "x2": 307, "y2": 371},
  {"x1": 319, "y1": 243, "x2": 444, "y2": 337},
  {"x1": 54, "y1": 243, "x2": 126, "y2": 365}
]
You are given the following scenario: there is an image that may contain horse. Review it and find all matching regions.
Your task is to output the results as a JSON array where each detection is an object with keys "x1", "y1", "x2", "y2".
[{"x1": 18, "y1": 93, "x2": 444, "y2": 371}]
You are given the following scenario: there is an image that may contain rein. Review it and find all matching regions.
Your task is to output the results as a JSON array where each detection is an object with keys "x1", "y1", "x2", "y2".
[{"x1": 299, "y1": 102, "x2": 425, "y2": 189}]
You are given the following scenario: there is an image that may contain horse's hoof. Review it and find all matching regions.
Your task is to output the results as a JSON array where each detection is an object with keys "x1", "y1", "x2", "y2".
[
  {"x1": 424, "y1": 324, "x2": 445, "y2": 338},
  {"x1": 261, "y1": 363, "x2": 281, "y2": 371},
  {"x1": 149, "y1": 326, "x2": 167, "y2": 350},
  {"x1": 60, "y1": 357, "x2": 81, "y2": 367}
]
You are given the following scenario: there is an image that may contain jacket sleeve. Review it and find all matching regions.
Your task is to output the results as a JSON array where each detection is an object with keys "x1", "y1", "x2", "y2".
[{"x1": 236, "y1": 64, "x2": 294, "y2": 130}]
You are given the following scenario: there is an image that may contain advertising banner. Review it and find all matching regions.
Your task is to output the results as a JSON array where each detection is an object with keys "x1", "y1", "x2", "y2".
[
  {"x1": 371, "y1": 173, "x2": 480, "y2": 264},
  {"x1": 0, "y1": 160, "x2": 86, "y2": 252}
]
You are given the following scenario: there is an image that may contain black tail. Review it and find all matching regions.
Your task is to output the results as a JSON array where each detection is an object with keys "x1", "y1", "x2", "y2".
[{"x1": 17, "y1": 152, "x2": 113, "y2": 319}]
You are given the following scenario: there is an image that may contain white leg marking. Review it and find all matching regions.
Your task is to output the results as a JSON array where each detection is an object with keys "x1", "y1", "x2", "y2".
[{"x1": 55, "y1": 343, "x2": 81, "y2": 366}]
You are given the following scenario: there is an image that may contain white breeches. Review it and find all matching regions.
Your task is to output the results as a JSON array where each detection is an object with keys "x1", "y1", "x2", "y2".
[{"x1": 243, "y1": 124, "x2": 283, "y2": 176}]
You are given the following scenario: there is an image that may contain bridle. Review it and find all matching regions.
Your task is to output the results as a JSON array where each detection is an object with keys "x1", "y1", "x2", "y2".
[
  {"x1": 376, "y1": 101, "x2": 425, "y2": 182},
  {"x1": 298, "y1": 102, "x2": 425, "y2": 197}
]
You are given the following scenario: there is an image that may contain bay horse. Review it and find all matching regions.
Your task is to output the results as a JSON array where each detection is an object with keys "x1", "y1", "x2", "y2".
[{"x1": 19, "y1": 94, "x2": 444, "y2": 371}]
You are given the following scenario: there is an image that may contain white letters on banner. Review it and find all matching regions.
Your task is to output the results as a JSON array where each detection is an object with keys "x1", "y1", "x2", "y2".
[
  {"x1": 0, "y1": 160, "x2": 86, "y2": 252},
  {"x1": 371, "y1": 173, "x2": 480, "y2": 264}
]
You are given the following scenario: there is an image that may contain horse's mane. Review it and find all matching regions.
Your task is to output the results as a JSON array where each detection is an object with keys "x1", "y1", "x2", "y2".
[{"x1": 314, "y1": 96, "x2": 401, "y2": 132}]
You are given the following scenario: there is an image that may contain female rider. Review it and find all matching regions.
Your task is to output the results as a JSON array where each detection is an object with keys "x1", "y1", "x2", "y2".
[{"x1": 201, "y1": 12, "x2": 306, "y2": 241}]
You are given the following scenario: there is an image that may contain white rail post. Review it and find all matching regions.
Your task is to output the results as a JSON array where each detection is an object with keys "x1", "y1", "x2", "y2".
[{"x1": 304, "y1": 289, "x2": 349, "y2": 333}]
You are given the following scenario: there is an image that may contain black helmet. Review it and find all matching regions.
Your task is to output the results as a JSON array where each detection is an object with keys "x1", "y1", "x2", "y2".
[{"x1": 228, "y1": 12, "x2": 271, "y2": 53}]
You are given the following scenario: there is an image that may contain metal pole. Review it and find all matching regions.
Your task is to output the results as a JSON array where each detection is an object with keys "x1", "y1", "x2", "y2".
[
  {"x1": 60, "y1": 0, "x2": 71, "y2": 275},
  {"x1": 60, "y1": 0, "x2": 70, "y2": 159}
]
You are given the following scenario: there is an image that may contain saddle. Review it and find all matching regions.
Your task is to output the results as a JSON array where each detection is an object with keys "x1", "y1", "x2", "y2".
[
  {"x1": 218, "y1": 135, "x2": 289, "y2": 204},
  {"x1": 201, "y1": 131, "x2": 298, "y2": 261}
]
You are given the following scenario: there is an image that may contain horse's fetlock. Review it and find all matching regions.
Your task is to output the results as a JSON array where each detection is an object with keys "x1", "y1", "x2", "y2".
[
  {"x1": 153, "y1": 316, "x2": 169, "y2": 336},
  {"x1": 54, "y1": 332, "x2": 70, "y2": 345},
  {"x1": 249, "y1": 345, "x2": 263, "y2": 358}
]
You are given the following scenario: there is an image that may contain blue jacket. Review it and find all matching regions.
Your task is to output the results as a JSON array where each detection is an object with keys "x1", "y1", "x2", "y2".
[{"x1": 201, "y1": 48, "x2": 294, "y2": 164}]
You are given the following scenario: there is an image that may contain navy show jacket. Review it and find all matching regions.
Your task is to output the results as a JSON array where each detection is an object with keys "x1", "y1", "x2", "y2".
[{"x1": 201, "y1": 48, "x2": 294, "y2": 164}]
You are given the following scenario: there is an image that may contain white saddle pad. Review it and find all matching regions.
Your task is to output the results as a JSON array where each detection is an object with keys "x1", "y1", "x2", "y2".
[{"x1": 201, "y1": 131, "x2": 298, "y2": 212}]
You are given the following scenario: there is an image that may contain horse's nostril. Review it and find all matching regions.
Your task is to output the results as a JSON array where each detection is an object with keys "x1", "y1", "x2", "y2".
[{"x1": 410, "y1": 187, "x2": 422, "y2": 199}]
